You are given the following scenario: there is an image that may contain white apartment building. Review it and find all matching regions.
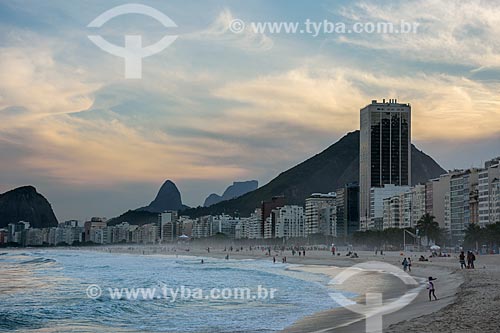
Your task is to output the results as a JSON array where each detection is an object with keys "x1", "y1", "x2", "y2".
[
  {"x1": 263, "y1": 215, "x2": 274, "y2": 239},
  {"x1": 370, "y1": 185, "x2": 410, "y2": 230},
  {"x1": 305, "y1": 193, "x2": 336, "y2": 235},
  {"x1": 449, "y1": 169, "x2": 479, "y2": 244},
  {"x1": 492, "y1": 179, "x2": 500, "y2": 224},
  {"x1": 273, "y1": 205, "x2": 305, "y2": 239},
  {"x1": 235, "y1": 210, "x2": 262, "y2": 239},
  {"x1": 192, "y1": 216, "x2": 213, "y2": 239},
  {"x1": 382, "y1": 185, "x2": 426, "y2": 230},
  {"x1": 478, "y1": 158, "x2": 500, "y2": 227},
  {"x1": 158, "y1": 211, "x2": 178, "y2": 242},
  {"x1": 383, "y1": 196, "x2": 400, "y2": 229},
  {"x1": 410, "y1": 185, "x2": 427, "y2": 227},
  {"x1": 212, "y1": 214, "x2": 240, "y2": 238}
]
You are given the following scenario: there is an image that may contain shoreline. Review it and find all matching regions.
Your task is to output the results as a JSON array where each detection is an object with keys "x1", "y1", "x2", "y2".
[
  {"x1": 74, "y1": 245, "x2": 466, "y2": 332},
  {"x1": 22, "y1": 245, "x2": 500, "y2": 332}
]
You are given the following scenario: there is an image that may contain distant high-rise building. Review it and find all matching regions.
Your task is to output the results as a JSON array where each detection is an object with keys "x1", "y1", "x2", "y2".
[
  {"x1": 273, "y1": 205, "x2": 305, "y2": 239},
  {"x1": 449, "y1": 169, "x2": 479, "y2": 244},
  {"x1": 370, "y1": 185, "x2": 410, "y2": 230},
  {"x1": 336, "y1": 183, "x2": 360, "y2": 239},
  {"x1": 360, "y1": 99, "x2": 411, "y2": 230},
  {"x1": 261, "y1": 196, "x2": 285, "y2": 237},
  {"x1": 478, "y1": 157, "x2": 500, "y2": 227},
  {"x1": 304, "y1": 193, "x2": 336, "y2": 236},
  {"x1": 158, "y1": 211, "x2": 178, "y2": 242}
]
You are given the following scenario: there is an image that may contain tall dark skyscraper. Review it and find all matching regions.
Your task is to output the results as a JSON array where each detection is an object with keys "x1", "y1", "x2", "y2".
[
  {"x1": 335, "y1": 183, "x2": 359, "y2": 240},
  {"x1": 359, "y1": 99, "x2": 411, "y2": 230}
]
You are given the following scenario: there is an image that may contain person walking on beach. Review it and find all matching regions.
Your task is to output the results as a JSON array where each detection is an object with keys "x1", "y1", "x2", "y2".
[
  {"x1": 470, "y1": 251, "x2": 476, "y2": 269},
  {"x1": 273, "y1": 256, "x2": 276, "y2": 263},
  {"x1": 402, "y1": 257, "x2": 409, "y2": 272},
  {"x1": 427, "y1": 277, "x2": 438, "y2": 301},
  {"x1": 407, "y1": 258, "x2": 412, "y2": 272},
  {"x1": 459, "y1": 251, "x2": 466, "y2": 269}
]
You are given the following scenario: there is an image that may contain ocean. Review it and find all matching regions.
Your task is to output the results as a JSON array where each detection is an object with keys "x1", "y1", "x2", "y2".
[{"x1": 0, "y1": 249, "x2": 345, "y2": 332}]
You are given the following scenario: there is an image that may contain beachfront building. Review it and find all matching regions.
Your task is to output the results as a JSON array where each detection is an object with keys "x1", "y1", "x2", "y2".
[
  {"x1": 212, "y1": 214, "x2": 240, "y2": 238},
  {"x1": 130, "y1": 223, "x2": 157, "y2": 244},
  {"x1": 336, "y1": 183, "x2": 360, "y2": 239},
  {"x1": 7, "y1": 221, "x2": 30, "y2": 244},
  {"x1": 234, "y1": 219, "x2": 246, "y2": 239},
  {"x1": 263, "y1": 215, "x2": 275, "y2": 239},
  {"x1": 478, "y1": 157, "x2": 500, "y2": 227},
  {"x1": 177, "y1": 216, "x2": 194, "y2": 237},
  {"x1": 383, "y1": 196, "x2": 400, "y2": 229},
  {"x1": 369, "y1": 185, "x2": 410, "y2": 230},
  {"x1": 305, "y1": 193, "x2": 336, "y2": 236},
  {"x1": 360, "y1": 99, "x2": 411, "y2": 231},
  {"x1": 234, "y1": 210, "x2": 263, "y2": 239},
  {"x1": 192, "y1": 216, "x2": 213, "y2": 239},
  {"x1": 426, "y1": 171, "x2": 462, "y2": 231},
  {"x1": 84, "y1": 217, "x2": 107, "y2": 242},
  {"x1": 158, "y1": 211, "x2": 178, "y2": 242},
  {"x1": 381, "y1": 185, "x2": 426, "y2": 229},
  {"x1": 261, "y1": 196, "x2": 286, "y2": 237},
  {"x1": 273, "y1": 205, "x2": 305, "y2": 239},
  {"x1": 110, "y1": 222, "x2": 136, "y2": 243},
  {"x1": 411, "y1": 185, "x2": 427, "y2": 227},
  {"x1": 449, "y1": 169, "x2": 479, "y2": 244},
  {"x1": 492, "y1": 179, "x2": 500, "y2": 224},
  {"x1": 24, "y1": 228, "x2": 43, "y2": 246}
]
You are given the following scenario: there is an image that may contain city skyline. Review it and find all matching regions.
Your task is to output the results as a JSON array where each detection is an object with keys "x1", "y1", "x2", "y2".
[{"x1": 1, "y1": 0, "x2": 500, "y2": 222}]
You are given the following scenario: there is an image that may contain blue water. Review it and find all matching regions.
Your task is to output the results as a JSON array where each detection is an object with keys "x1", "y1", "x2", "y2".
[{"x1": 0, "y1": 250, "x2": 343, "y2": 332}]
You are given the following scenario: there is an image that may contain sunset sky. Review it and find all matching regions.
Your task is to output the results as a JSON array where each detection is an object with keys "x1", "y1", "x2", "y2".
[{"x1": 1, "y1": 0, "x2": 499, "y2": 221}]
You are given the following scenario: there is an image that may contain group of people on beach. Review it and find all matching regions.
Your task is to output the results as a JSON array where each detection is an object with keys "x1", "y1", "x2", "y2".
[
  {"x1": 459, "y1": 250, "x2": 476, "y2": 269},
  {"x1": 272, "y1": 256, "x2": 287, "y2": 263},
  {"x1": 401, "y1": 257, "x2": 412, "y2": 272}
]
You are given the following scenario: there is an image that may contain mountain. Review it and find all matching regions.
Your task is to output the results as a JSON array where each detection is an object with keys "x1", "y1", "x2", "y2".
[
  {"x1": 0, "y1": 186, "x2": 58, "y2": 228},
  {"x1": 204, "y1": 180, "x2": 259, "y2": 207},
  {"x1": 137, "y1": 180, "x2": 185, "y2": 213},
  {"x1": 109, "y1": 179, "x2": 189, "y2": 226},
  {"x1": 107, "y1": 210, "x2": 158, "y2": 226},
  {"x1": 182, "y1": 130, "x2": 445, "y2": 217}
]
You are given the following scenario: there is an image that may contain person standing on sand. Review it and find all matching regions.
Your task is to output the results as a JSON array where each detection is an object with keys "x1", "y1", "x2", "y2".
[
  {"x1": 273, "y1": 256, "x2": 276, "y2": 263},
  {"x1": 402, "y1": 257, "x2": 409, "y2": 272},
  {"x1": 466, "y1": 251, "x2": 471, "y2": 268},
  {"x1": 407, "y1": 258, "x2": 412, "y2": 272},
  {"x1": 427, "y1": 277, "x2": 438, "y2": 301},
  {"x1": 459, "y1": 251, "x2": 466, "y2": 269}
]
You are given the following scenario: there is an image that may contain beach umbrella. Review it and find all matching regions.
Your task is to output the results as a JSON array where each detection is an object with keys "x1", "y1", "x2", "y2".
[
  {"x1": 178, "y1": 234, "x2": 190, "y2": 239},
  {"x1": 430, "y1": 245, "x2": 441, "y2": 251}
]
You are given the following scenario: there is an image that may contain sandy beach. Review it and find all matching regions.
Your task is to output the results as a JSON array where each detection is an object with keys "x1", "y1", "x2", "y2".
[{"x1": 80, "y1": 245, "x2": 500, "y2": 332}]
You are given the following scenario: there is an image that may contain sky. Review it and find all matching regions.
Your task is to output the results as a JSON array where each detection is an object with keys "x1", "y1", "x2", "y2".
[{"x1": 0, "y1": 0, "x2": 499, "y2": 221}]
